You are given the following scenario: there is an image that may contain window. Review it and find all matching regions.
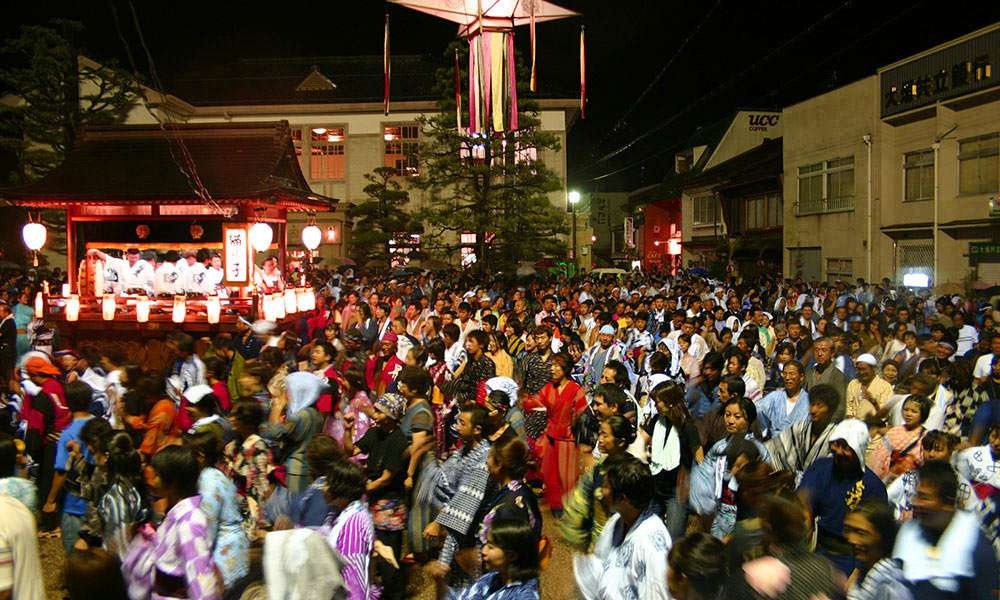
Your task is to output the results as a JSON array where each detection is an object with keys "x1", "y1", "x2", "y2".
[
  {"x1": 903, "y1": 149, "x2": 934, "y2": 202},
  {"x1": 384, "y1": 124, "x2": 420, "y2": 176},
  {"x1": 768, "y1": 192, "x2": 783, "y2": 227},
  {"x1": 958, "y1": 133, "x2": 999, "y2": 195},
  {"x1": 743, "y1": 193, "x2": 782, "y2": 231},
  {"x1": 826, "y1": 257, "x2": 853, "y2": 283},
  {"x1": 692, "y1": 196, "x2": 718, "y2": 225},
  {"x1": 797, "y1": 157, "x2": 855, "y2": 214},
  {"x1": 293, "y1": 127, "x2": 346, "y2": 181}
]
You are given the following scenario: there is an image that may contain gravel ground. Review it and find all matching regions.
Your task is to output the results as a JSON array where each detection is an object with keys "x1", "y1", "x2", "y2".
[{"x1": 40, "y1": 511, "x2": 577, "y2": 599}]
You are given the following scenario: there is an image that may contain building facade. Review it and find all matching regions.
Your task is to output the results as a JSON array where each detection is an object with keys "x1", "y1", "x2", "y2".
[
  {"x1": 682, "y1": 138, "x2": 783, "y2": 280},
  {"x1": 784, "y1": 23, "x2": 1000, "y2": 287},
  {"x1": 679, "y1": 110, "x2": 783, "y2": 273},
  {"x1": 112, "y1": 55, "x2": 579, "y2": 269}
]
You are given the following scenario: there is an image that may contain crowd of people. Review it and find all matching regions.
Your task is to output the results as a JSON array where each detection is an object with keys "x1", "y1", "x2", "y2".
[{"x1": 0, "y1": 264, "x2": 998, "y2": 600}]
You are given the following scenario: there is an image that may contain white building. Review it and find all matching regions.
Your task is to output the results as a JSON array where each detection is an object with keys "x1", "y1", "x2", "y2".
[
  {"x1": 113, "y1": 55, "x2": 580, "y2": 267},
  {"x1": 783, "y1": 22, "x2": 1000, "y2": 286}
]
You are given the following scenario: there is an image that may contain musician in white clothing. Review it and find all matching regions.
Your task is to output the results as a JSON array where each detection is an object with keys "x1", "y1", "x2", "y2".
[
  {"x1": 253, "y1": 255, "x2": 285, "y2": 293},
  {"x1": 154, "y1": 251, "x2": 182, "y2": 296},
  {"x1": 87, "y1": 248, "x2": 154, "y2": 295},
  {"x1": 202, "y1": 253, "x2": 226, "y2": 296},
  {"x1": 176, "y1": 249, "x2": 207, "y2": 294}
]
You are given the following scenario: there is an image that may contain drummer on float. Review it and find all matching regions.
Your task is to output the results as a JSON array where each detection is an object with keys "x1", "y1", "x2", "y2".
[{"x1": 86, "y1": 248, "x2": 154, "y2": 296}]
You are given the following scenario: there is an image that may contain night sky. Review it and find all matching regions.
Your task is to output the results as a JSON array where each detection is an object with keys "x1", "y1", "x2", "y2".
[{"x1": 5, "y1": 1, "x2": 1000, "y2": 192}]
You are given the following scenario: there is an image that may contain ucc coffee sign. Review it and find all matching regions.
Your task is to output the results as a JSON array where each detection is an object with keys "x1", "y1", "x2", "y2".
[
  {"x1": 879, "y1": 26, "x2": 999, "y2": 118},
  {"x1": 748, "y1": 113, "x2": 780, "y2": 132}
]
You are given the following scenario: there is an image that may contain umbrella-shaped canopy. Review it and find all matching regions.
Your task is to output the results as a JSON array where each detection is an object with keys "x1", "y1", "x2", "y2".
[{"x1": 388, "y1": 0, "x2": 578, "y2": 37}]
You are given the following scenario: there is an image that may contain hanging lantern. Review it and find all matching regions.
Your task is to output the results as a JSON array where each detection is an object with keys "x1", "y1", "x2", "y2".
[
  {"x1": 206, "y1": 296, "x2": 221, "y2": 324},
  {"x1": 34, "y1": 292, "x2": 43, "y2": 318},
  {"x1": 135, "y1": 296, "x2": 150, "y2": 323},
  {"x1": 273, "y1": 293, "x2": 286, "y2": 319},
  {"x1": 249, "y1": 222, "x2": 273, "y2": 253},
  {"x1": 284, "y1": 289, "x2": 298, "y2": 314},
  {"x1": 190, "y1": 223, "x2": 204, "y2": 241},
  {"x1": 326, "y1": 226, "x2": 337, "y2": 242},
  {"x1": 295, "y1": 287, "x2": 307, "y2": 312},
  {"x1": 303, "y1": 286, "x2": 316, "y2": 311},
  {"x1": 22, "y1": 222, "x2": 46, "y2": 251},
  {"x1": 262, "y1": 294, "x2": 278, "y2": 322},
  {"x1": 102, "y1": 295, "x2": 116, "y2": 321},
  {"x1": 65, "y1": 295, "x2": 80, "y2": 322},
  {"x1": 22, "y1": 221, "x2": 47, "y2": 267},
  {"x1": 172, "y1": 296, "x2": 186, "y2": 324},
  {"x1": 135, "y1": 224, "x2": 150, "y2": 240},
  {"x1": 302, "y1": 224, "x2": 322, "y2": 251}
]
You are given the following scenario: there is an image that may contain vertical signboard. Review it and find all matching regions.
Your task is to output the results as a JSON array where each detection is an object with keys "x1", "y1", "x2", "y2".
[{"x1": 223, "y1": 224, "x2": 252, "y2": 286}]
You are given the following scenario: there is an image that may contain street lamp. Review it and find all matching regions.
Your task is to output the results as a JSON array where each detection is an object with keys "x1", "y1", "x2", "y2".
[{"x1": 568, "y1": 190, "x2": 581, "y2": 268}]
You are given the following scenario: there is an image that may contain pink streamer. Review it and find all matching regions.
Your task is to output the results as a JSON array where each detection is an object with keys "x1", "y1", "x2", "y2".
[
  {"x1": 507, "y1": 31, "x2": 518, "y2": 131},
  {"x1": 481, "y1": 32, "x2": 492, "y2": 131},
  {"x1": 468, "y1": 38, "x2": 477, "y2": 132}
]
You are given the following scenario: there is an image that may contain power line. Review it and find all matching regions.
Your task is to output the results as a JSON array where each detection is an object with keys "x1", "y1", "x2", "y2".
[
  {"x1": 599, "y1": 0, "x2": 722, "y2": 147},
  {"x1": 582, "y1": 0, "x2": 919, "y2": 187},
  {"x1": 578, "y1": 0, "x2": 857, "y2": 180},
  {"x1": 107, "y1": 0, "x2": 226, "y2": 215}
]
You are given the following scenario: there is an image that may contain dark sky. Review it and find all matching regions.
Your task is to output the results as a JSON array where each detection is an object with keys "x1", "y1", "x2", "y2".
[{"x1": 5, "y1": 1, "x2": 1000, "y2": 192}]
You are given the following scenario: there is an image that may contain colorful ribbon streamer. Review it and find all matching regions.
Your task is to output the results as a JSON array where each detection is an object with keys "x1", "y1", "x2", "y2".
[
  {"x1": 383, "y1": 13, "x2": 390, "y2": 116},
  {"x1": 454, "y1": 47, "x2": 462, "y2": 129},
  {"x1": 530, "y1": 9, "x2": 537, "y2": 92},
  {"x1": 580, "y1": 25, "x2": 586, "y2": 120}
]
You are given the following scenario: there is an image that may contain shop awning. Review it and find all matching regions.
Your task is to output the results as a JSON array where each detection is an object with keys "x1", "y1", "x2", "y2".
[{"x1": 880, "y1": 222, "x2": 932, "y2": 240}]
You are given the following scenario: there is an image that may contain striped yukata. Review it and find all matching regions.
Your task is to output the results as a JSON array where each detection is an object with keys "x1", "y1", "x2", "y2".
[
  {"x1": 321, "y1": 500, "x2": 375, "y2": 600},
  {"x1": 434, "y1": 440, "x2": 493, "y2": 570},
  {"x1": 122, "y1": 495, "x2": 221, "y2": 600},
  {"x1": 765, "y1": 420, "x2": 835, "y2": 486},
  {"x1": 99, "y1": 476, "x2": 149, "y2": 560}
]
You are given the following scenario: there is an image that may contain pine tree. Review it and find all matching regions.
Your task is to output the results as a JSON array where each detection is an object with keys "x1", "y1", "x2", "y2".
[
  {"x1": 413, "y1": 42, "x2": 567, "y2": 275},
  {"x1": 0, "y1": 20, "x2": 137, "y2": 261},
  {"x1": 348, "y1": 166, "x2": 422, "y2": 268}
]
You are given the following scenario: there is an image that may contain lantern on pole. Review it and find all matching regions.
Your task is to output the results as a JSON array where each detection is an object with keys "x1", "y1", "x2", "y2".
[
  {"x1": 250, "y1": 222, "x2": 273, "y2": 253},
  {"x1": 273, "y1": 293, "x2": 286, "y2": 319},
  {"x1": 302, "y1": 221, "x2": 322, "y2": 251},
  {"x1": 102, "y1": 295, "x2": 116, "y2": 321},
  {"x1": 262, "y1": 294, "x2": 278, "y2": 322},
  {"x1": 34, "y1": 292, "x2": 43, "y2": 318},
  {"x1": 22, "y1": 217, "x2": 47, "y2": 268},
  {"x1": 172, "y1": 296, "x2": 187, "y2": 324},
  {"x1": 206, "y1": 296, "x2": 221, "y2": 324},
  {"x1": 65, "y1": 295, "x2": 80, "y2": 322},
  {"x1": 283, "y1": 289, "x2": 298, "y2": 314},
  {"x1": 135, "y1": 296, "x2": 150, "y2": 323}
]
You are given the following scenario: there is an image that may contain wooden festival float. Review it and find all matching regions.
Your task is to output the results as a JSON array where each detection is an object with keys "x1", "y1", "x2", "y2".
[{"x1": 2, "y1": 121, "x2": 336, "y2": 348}]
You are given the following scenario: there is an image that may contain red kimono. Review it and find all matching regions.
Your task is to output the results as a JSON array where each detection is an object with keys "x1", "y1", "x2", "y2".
[
  {"x1": 314, "y1": 365, "x2": 341, "y2": 415},
  {"x1": 365, "y1": 353, "x2": 404, "y2": 396},
  {"x1": 526, "y1": 379, "x2": 587, "y2": 510}
]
